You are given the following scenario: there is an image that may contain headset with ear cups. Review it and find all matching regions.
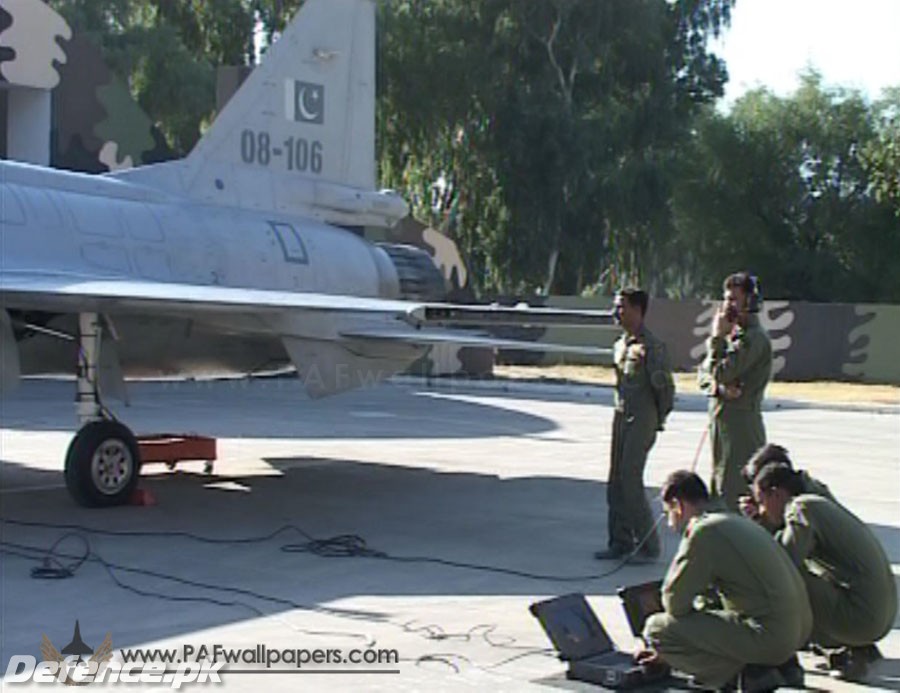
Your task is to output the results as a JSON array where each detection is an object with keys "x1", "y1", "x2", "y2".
[{"x1": 746, "y1": 274, "x2": 762, "y2": 313}]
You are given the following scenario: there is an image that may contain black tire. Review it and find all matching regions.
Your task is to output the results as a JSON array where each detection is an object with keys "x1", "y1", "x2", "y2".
[{"x1": 64, "y1": 420, "x2": 140, "y2": 507}]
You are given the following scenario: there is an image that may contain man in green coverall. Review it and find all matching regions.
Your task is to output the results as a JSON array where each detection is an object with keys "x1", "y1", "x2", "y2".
[
  {"x1": 638, "y1": 471, "x2": 810, "y2": 690},
  {"x1": 738, "y1": 443, "x2": 838, "y2": 527},
  {"x1": 698, "y1": 272, "x2": 772, "y2": 510},
  {"x1": 754, "y1": 463, "x2": 897, "y2": 679},
  {"x1": 594, "y1": 288, "x2": 674, "y2": 562}
]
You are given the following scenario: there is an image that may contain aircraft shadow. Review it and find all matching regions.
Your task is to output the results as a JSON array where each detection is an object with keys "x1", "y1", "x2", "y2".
[
  {"x1": 0, "y1": 458, "x2": 669, "y2": 662},
  {"x1": 0, "y1": 459, "x2": 65, "y2": 491},
  {"x1": 0, "y1": 378, "x2": 558, "y2": 439},
  {"x1": 3, "y1": 457, "x2": 898, "y2": 670}
]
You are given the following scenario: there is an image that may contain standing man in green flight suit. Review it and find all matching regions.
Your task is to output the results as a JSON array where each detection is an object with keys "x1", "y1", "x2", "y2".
[
  {"x1": 698, "y1": 272, "x2": 772, "y2": 511},
  {"x1": 594, "y1": 288, "x2": 674, "y2": 562}
]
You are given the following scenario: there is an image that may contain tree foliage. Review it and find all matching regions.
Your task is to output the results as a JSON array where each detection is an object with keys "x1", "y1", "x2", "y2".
[
  {"x1": 861, "y1": 87, "x2": 900, "y2": 214},
  {"x1": 45, "y1": 0, "x2": 900, "y2": 302},
  {"x1": 672, "y1": 73, "x2": 900, "y2": 302},
  {"x1": 48, "y1": 0, "x2": 256, "y2": 154},
  {"x1": 378, "y1": 0, "x2": 732, "y2": 295}
]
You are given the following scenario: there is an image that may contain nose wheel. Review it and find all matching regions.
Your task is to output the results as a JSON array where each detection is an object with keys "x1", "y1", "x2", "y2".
[{"x1": 64, "y1": 419, "x2": 140, "y2": 507}]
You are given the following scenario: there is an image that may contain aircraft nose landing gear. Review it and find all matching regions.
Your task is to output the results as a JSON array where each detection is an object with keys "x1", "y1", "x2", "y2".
[
  {"x1": 64, "y1": 313, "x2": 139, "y2": 507},
  {"x1": 65, "y1": 419, "x2": 140, "y2": 507}
]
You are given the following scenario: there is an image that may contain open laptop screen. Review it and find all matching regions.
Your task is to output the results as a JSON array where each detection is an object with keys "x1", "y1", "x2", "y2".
[{"x1": 616, "y1": 580, "x2": 663, "y2": 638}]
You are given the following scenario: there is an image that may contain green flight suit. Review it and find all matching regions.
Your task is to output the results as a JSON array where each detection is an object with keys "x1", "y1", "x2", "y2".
[
  {"x1": 799, "y1": 471, "x2": 837, "y2": 503},
  {"x1": 643, "y1": 510, "x2": 812, "y2": 688},
  {"x1": 777, "y1": 494, "x2": 897, "y2": 648},
  {"x1": 759, "y1": 472, "x2": 838, "y2": 533},
  {"x1": 698, "y1": 315, "x2": 772, "y2": 510},
  {"x1": 607, "y1": 325, "x2": 674, "y2": 555}
]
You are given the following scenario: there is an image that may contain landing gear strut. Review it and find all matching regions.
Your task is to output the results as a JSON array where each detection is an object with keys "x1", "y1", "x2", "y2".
[{"x1": 64, "y1": 313, "x2": 139, "y2": 507}]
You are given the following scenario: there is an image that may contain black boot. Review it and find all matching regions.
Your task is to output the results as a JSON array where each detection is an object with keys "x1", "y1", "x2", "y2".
[
  {"x1": 828, "y1": 644, "x2": 879, "y2": 681},
  {"x1": 593, "y1": 545, "x2": 631, "y2": 561},
  {"x1": 777, "y1": 655, "x2": 804, "y2": 688},
  {"x1": 738, "y1": 663, "x2": 785, "y2": 692}
]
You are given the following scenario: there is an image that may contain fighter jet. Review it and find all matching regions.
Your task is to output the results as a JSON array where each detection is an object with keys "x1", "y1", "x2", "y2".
[{"x1": 0, "y1": 0, "x2": 613, "y2": 507}]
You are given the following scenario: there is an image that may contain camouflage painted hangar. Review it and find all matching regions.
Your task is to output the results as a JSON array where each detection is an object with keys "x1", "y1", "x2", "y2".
[{"x1": 1, "y1": 0, "x2": 897, "y2": 385}]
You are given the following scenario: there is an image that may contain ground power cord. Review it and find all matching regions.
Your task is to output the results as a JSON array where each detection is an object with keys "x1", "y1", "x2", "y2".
[{"x1": 0, "y1": 426, "x2": 712, "y2": 673}]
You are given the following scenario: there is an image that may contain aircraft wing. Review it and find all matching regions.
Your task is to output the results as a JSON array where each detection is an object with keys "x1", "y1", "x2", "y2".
[
  {"x1": 0, "y1": 271, "x2": 613, "y2": 336},
  {"x1": 341, "y1": 326, "x2": 609, "y2": 355},
  {"x1": 0, "y1": 271, "x2": 414, "y2": 317},
  {"x1": 1, "y1": 271, "x2": 613, "y2": 396}
]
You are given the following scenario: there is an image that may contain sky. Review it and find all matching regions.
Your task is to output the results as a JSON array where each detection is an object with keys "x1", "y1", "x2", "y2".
[{"x1": 713, "y1": 0, "x2": 900, "y2": 107}]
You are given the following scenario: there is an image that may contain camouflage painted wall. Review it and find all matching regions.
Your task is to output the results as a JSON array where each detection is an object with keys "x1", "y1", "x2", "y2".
[
  {"x1": 52, "y1": 33, "x2": 172, "y2": 172},
  {"x1": 0, "y1": 0, "x2": 171, "y2": 170},
  {"x1": 0, "y1": 0, "x2": 70, "y2": 91},
  {"x1": 498, "y1": 296, "x2": 900, "y2": 385}
]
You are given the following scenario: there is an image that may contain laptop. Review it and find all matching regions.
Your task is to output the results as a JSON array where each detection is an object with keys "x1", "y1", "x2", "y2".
[
  {"x1": 529, "y1": 591, "x2": 666, "y2": 689},
  {"x1": 617, "y1": 579, "x2": 663, "y2": 638}
]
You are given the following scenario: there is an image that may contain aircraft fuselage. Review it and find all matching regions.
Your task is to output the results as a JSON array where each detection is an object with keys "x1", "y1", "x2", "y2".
[{"x1": 1, "y1": 160, "x2": 401, "y2": 376}]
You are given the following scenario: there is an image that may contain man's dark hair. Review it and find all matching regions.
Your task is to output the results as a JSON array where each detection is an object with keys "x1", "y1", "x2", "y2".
[
  {"x1": 742, "y1": 443, "x2": 792, "y2": 483},
  {"x1": 723, "y1": 272, "x2": 756, "y2": 295},
  {"x1": 618, "y1": 287, "x2": 649, "y2": 317},
  {"x1": 755, "y1": 463, "x2": 804, "y2": 496},
  {"x1": 661, "y1": 470, "x2": 709, "y2": 504}
]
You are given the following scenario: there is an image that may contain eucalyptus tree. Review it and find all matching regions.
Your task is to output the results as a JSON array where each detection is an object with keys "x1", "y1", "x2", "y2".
[{"x1": 672, "y1": 74, "x2": 900, "y2": 302}]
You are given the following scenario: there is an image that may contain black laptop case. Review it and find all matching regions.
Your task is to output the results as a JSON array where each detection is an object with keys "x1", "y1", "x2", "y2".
[{"x1": 529, "y1": 593, "x2": 657, "y2": 689}]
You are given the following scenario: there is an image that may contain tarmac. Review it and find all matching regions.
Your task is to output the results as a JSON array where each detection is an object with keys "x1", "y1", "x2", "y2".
[{"x1": 1, "y1": 376, "x2": 898, "y2": 691}]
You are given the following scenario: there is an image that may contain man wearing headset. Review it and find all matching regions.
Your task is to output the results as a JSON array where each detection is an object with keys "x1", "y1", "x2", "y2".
[
  {"x1": 698, "y1": 272, "x2": 773, "y2": 511},
  {"x1": 738, "y1": 442, "x2": 840, "y2": 529}
]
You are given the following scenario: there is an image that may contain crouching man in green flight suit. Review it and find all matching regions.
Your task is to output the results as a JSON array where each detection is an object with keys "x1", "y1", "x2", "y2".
[
  {"x1": 698, "y1": 272, "x2": 773, "y2": 511},
  {"x1": 638, "y1": 471, "x2": 811, "y2": 690},
  {"x1": 594, "y1": 288, "x2": 674, "y2": 562},
  {"x1": 738, "y1": 443, "x2": 838, "y2": 529},
  {"x1": 753, "y1": 463, "x2": 898, "y2": 680}
]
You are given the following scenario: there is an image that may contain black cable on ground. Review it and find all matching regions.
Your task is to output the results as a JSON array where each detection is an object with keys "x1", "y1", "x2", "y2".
[
  {"x1": 0, "y1": 538, "x2": 377, "y2": 644},
  {"x1": 0, "y1": 534, "x2": 574, "y2": 674},
  {"x1": 3, "y1": 516, "x2": 659, "y2": 581}
]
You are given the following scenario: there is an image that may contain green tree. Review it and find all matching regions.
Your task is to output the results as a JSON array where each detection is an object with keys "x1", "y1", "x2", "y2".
[
  {"x1": 50, "y1": 0, "x2": 741, "y2": 298},
  {"x1": 378, "y1": 0, "x2": 733, "y2": 296},
  {"x1": 672, "y1": 73, "x2": 900, "y2": 302},
  {"x1": 861, "y1": 87, "x2": 900, "y2": 215},
  {"x1": 49, "y1": 0, "x2": 255, "y2": 154}
]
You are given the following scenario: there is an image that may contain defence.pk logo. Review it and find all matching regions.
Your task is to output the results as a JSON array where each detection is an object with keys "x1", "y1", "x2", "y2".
[
  {"x1": 5, "y1": 620, "x2": 221, "y2": 688},
  {"x1": 287, "y1": 80, "x2": 325, "y2": 124},
  {"x1": 5, "y1": 620, "x2": 113, "y2": 686}
]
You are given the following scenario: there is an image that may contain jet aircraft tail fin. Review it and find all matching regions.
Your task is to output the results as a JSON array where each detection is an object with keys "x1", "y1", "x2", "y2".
[
  {"x1": 112, "y1": 0, "x2": 405, "y2": 226},
  {"x1": 187, "y1": 0, "x2": 375, "y2": 189}
]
